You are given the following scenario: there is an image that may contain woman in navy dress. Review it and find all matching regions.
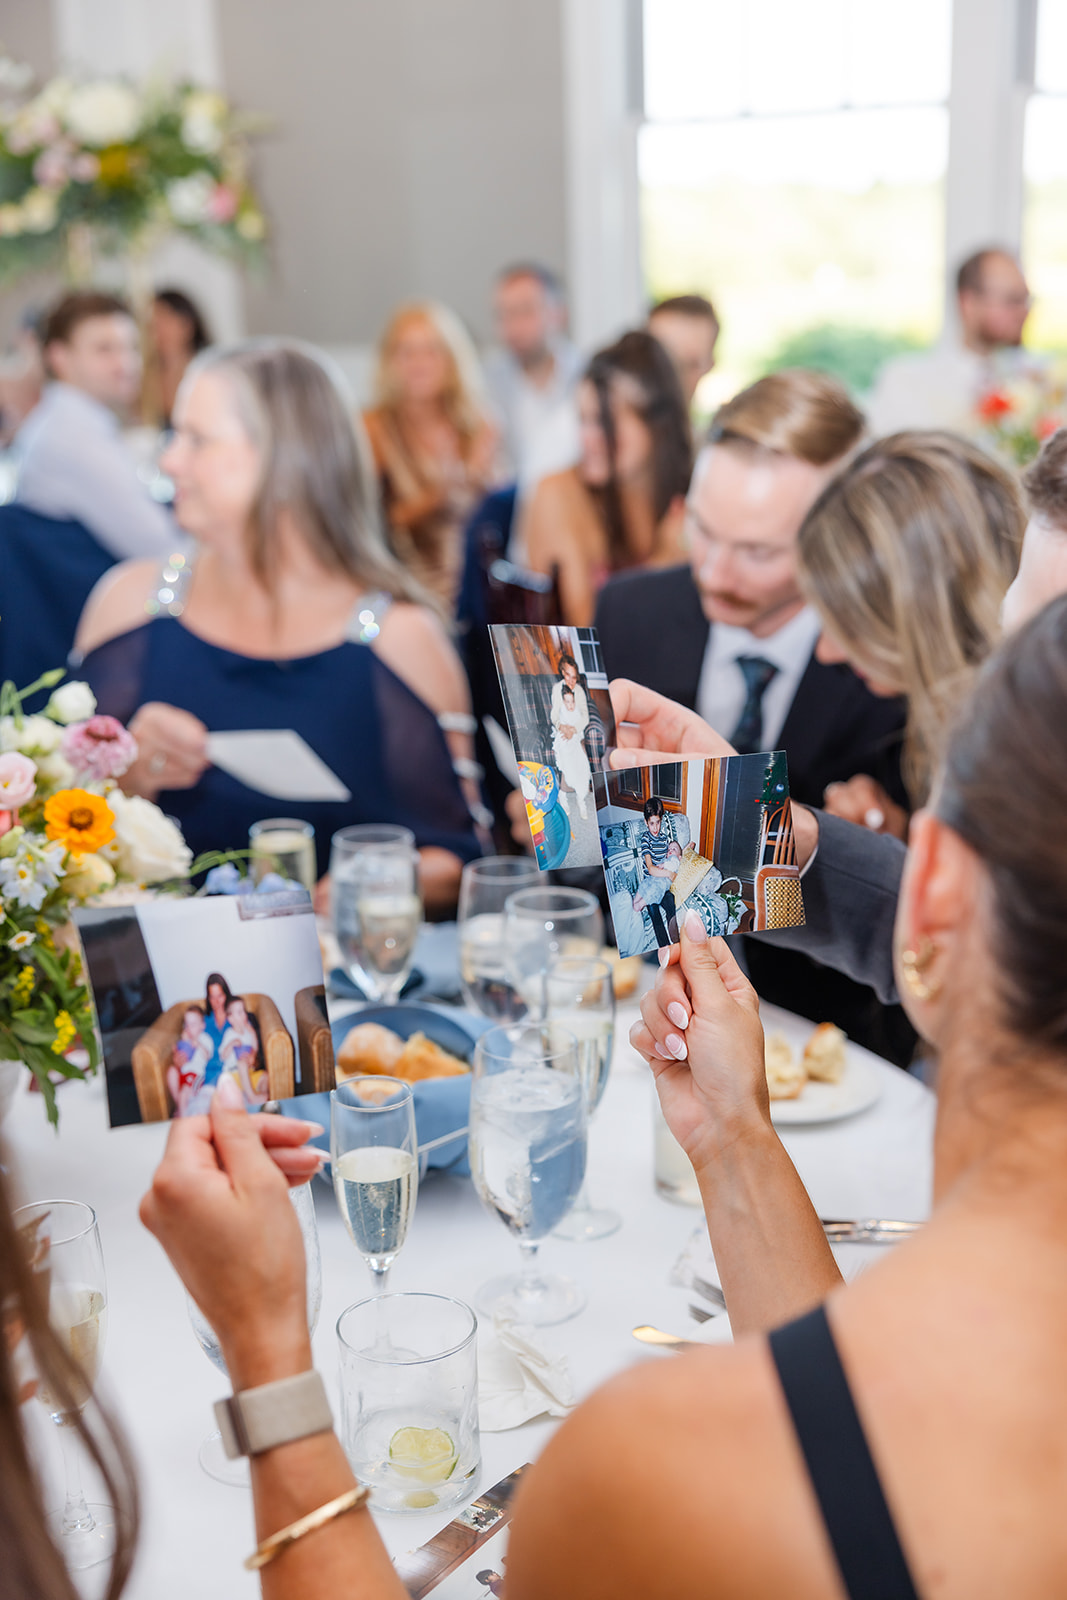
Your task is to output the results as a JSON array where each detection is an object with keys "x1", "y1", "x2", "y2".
[{"x1": 74, "y1": 339, "x2": 482, "y2": 908}]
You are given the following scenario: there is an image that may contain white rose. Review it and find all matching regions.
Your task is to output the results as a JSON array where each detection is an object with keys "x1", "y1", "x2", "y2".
[
  {"x1": 46, "y1": 681, "x2": 97, "y2": 724},
  {"x1": 166, "y1": 173, "x2": 214, "y2": 225},
  {"x1": 64, "y1": 81, "x2": 141, "y2": 147},
  {"x1": 181, "y1": 89, "x2": 225, "y2": 154},
  {"x1": 110, "y1": 792, "x2": 192, "y2": 883},
  {"x1": 21, "y1": 187, "x2": 58, "y2": 233},
  {"x1": 0, "y1": 715, "x2": 63, "y2": 755},
  {"x1": 34, "y1": 750, "x2": 75, "y2": 790}
]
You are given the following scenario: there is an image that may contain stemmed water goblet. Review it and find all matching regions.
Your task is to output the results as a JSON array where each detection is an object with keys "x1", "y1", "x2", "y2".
[
  {"x1": 502, "y1": 886, "x2": 604, "y2": 1017},
  {"x1": 540, "y1": 956, "x2": 619, "y2": 1240},
  {"x1": 457, "y1": 855, "x2": 539, "y2": 1018},
  {"x1": 14, "y1": 1199, "x2": 113, "y2": 1568},
  {"x1": 330, "y1": 825, "x2": 418, "y2": 1002},
  {"x1": 468, "y1": 1022, "x2": 587, "y2": 1326}
]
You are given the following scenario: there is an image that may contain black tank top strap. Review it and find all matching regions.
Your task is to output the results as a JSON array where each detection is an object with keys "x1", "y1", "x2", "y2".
[{"x1": 768, "y1": 1303, "x2": 921, "y2": 1600}]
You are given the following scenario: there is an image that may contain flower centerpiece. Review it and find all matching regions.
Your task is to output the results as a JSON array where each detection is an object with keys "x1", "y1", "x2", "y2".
[
  {"x1": 972, "y1": 355, "x2": 1067, "y2": 469},
  {"x1": 0, "y1": 56, "x2": 266, "y2": 285},
  {"x1": 0, "y1": 669, "x2": 198, "y2": 1123}
]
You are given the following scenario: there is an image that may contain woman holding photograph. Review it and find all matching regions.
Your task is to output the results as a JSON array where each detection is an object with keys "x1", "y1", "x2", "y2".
[{"x1": 73, "y1": 339, "x2": 482, "y2": 913}]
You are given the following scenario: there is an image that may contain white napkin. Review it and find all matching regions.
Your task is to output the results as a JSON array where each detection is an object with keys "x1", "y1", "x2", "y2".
[{"x1": 478, "y1": 1313, "x2": 575, "y2": 1431}]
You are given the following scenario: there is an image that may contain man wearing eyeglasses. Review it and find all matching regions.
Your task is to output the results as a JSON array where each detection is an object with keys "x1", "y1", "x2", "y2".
[
  {"x1": 595, "y1": 370, "x2": 913, "y2": 1062},
  {"x1": 868, "y1": 247, "x2": 1035, "y2": 436}
]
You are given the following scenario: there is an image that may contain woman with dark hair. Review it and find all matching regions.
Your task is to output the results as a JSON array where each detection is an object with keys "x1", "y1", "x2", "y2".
[
  {"x1": 74, "y1": 338, "x2": 482, "y2": 911},
  {"x1": 522, "y1": 330, "x2": 692, "y2": 625},
  {"x1": 202, "y1": 972, "x2": 235, "y2": 1070},
  {"x1": 142, "y1": 288, "x2": 212, "y2": 428}
]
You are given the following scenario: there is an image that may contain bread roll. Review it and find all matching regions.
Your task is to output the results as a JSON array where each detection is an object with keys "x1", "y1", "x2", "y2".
[
  {"x1": 396, "y1": 1032, "x2": 469, "y2": 1081},
  {"x1": 336, "y1": 1022, "x2": 405, "y2": 1080},
  {"x1": 605, "y1": 948, "x2": 643, "y2": 1000},
  {"x1": 803, "y1": 1022, "x2": 847, "y2": 1083},
  {"x1": 765, "y1": 1031, "x2": 806, "y2": 1100}
]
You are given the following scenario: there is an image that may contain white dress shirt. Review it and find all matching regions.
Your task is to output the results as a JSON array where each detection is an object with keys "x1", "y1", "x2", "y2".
[
  {"x1": 14, "y1": 383, "x2": 178, "y2": 560},
  {"x1": 484, "y1": 338, "x2": 583, "y2": 502},
  {"x1": 696, "y1": 605, "x2": 822, "y2": 750}
]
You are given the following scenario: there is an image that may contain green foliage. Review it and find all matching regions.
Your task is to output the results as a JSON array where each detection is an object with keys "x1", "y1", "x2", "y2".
[{"x1": 759, "y1": 323, "x2": 925, "y2": 397}]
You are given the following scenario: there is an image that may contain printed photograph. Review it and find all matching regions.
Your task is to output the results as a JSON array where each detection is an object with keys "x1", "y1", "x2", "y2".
[
  {"x1": 489, "y1": 624, "x2": 616, "y2": 871},
  {"x1": 595, "y1": 752, "x2": 804, "y2": 958},
  {"x1": 73, "y1": 890, "x2": 333, "y2": 1128},
  {"x1": 393, "y1": 1466, "x2": 526, "y2": 1598}
]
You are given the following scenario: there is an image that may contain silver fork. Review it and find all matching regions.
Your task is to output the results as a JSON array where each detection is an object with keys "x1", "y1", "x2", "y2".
[
  {"x1": 692, "y1": 1274, "x2": 727, "y2": 1310},
  {"x1": 689, "y1": 1302, "x2": 720, "y2": 1324}
]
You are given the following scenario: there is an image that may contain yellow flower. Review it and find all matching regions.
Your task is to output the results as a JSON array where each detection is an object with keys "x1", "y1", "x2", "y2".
[
  {"x1": 11, "y1": 965, "x2": 34, "y2": 1005},
  {"x1": 51, "y1": 1010, "x2": 76, "y2": 1056},
  {"x1": 44, "y1": 790, "x2": 114, "y2": 858}
]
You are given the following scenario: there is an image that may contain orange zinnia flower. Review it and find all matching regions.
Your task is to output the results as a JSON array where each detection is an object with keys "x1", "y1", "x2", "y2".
[{"x1": 43, "y1": 789, "x2": 115, "y2": 857}]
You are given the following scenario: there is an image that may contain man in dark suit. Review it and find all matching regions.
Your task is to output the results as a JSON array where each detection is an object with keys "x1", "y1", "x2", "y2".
[{"x1": 596, "y1": 370, "x2": 914, "y2": 1063}]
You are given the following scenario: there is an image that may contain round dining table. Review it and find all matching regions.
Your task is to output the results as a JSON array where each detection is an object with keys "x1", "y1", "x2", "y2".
[{"x1": 7, "y1": 980, "x2": 934, "y2": 1599}]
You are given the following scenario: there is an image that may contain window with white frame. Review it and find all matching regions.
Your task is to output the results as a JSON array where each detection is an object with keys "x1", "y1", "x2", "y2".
[
  {"x1": 1023, "y1": 0, "x2": 1067, "y2": 351},
  {"x1": 640, "y1": 0, "x2": 952, "y2": 408}
]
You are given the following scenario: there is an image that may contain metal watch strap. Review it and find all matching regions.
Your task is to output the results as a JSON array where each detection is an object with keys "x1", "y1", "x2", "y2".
[{"x1": 215, "y1": 1370, "x2": 333, "y2": 1460}]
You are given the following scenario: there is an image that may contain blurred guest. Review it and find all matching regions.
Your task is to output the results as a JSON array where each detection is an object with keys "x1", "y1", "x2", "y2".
[
  {"x1": 484, "y1": 262, "x2": 582, "y2": 503},
  {"x1": 648, "y1": 292, "x2": 720, "y2": 412},
  {"x1": 868, "y1": 247, "x2": 1033, "y2": 434},
  {"x1": 363, "y1": 302, "x2": 498, "y2": 609},
  {"x1": 802, "y1": 431, "x2": 1023, "y2": 829},
  {"x1": 0, "y1": 308, "x2": 44, "y2": 446},
  {"x1": 75, "y1": 339, "x2": 481, "y2": 912},
  {"x1": 14, "y1": 291, "x2": 177, "y2": 559},
  {"x1": 141, "y1": 287, "x2": 212, "y2": 429},
  {"x1": 1003, "y1": 426, "x2": 1067, "y2": 630},
  {"x1": 522, "y1": 330, "x2": 691, "y2": 625}
]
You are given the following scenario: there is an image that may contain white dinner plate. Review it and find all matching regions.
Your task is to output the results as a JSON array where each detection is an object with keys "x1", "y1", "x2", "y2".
[{"x1": 769, "y1": 1051, "x2": 882, "y2": 1125}]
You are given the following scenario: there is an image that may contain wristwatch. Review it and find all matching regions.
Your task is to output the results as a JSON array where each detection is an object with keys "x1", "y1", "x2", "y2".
[{"x1": 215, "y1": 1369, "x2": 334, "y2": 1460}]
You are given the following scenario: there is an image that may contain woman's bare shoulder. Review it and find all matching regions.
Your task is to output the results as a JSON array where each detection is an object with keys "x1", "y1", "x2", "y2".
[
  {"x1": 75, "y1": 559, "x2": 160, "y2": 657},
  {"x1": 373, "y1": 600, "x2": 469, "y2": 714}
]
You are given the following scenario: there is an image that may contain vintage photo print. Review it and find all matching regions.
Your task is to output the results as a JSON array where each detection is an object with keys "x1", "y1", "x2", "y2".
[
  {"x1": 595, "y1": 751, "x2": 804, "y2": 958},
  {"x1": 489, "y1": 624, "x2": 616, "y2": 871},
  {"x1": 393, "y1": 1466, "x2": 526, "y2": 1598},
  {"x1": 73, "y1": 890, "x2": 332, "y2": 1127}
]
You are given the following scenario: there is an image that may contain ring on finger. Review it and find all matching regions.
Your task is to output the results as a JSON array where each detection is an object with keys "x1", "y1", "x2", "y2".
[{"x1": 148, "y1": 752, "x2": 166, "y2": 774}]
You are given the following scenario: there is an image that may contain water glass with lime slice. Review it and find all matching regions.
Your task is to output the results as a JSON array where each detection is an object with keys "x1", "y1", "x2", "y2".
[{"x1": 336, "y1": 1292, "x2": 480, "y2": 1514}]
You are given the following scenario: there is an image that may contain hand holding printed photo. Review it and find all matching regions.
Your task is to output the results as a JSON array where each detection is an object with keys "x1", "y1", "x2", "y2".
[
  {"x1": 595, "y1": 751, "x2": 804, "y2": 958},
  {"x1": 489, "y1": 624, "x2": 616, "y2": 871}
]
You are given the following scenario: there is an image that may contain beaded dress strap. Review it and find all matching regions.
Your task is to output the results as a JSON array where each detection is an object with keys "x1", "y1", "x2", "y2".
[
  {"x1": 345, "y1": 591, "x2": 394, "y2": 643},
  {"x1": 144, "y1": 553, "x2": 194, "y2": 619}
]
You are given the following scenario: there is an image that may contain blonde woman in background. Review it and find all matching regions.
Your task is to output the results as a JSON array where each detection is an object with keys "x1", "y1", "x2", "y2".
[
  {"x1": 799, "y1": 430, "x2": 1023, "y2": 837},
  {"x1": 363, "y1": 302, "x2": 499, "y2": 608}
]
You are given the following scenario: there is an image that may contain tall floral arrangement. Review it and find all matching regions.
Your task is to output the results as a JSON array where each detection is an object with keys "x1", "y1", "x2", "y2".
[
  {"x1": 972, "y1": 356, "x2": 1067, "y2": 470},
  {"x1": 0, "y1": 55, "x2": 266, "y2": 284},
  {"x1": 0, "y1": 670, "x2": 195, "y2": 1123}
]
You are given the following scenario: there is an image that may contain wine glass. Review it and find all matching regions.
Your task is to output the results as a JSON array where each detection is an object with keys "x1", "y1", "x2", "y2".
[
  {"x1": 186, "y1": 1180, "x2": 323, "y2": 1486},
  {"x1": 330, "y1": 824, "x2": 416, "y2": 998},
  {"x1": 503, "y1": 886, "x2": 604, "y2": 1016},
  {"x1": 14, "y1": 1199, "x2": 113, "y2": 1568},
  {"x1": 355, "y1": 845, "x2": 423, "y2": 1004},
  {"x1": 468, "y1": 1022, "x2": 587, "y2": 1326},
  {"x1": 249, "y1": 817, "x2": 316, "y2": 892},
  {"x1": 330, "y1": 1077, "x2": 418, "y2": 1298},
  {"x1": 540, "y1": 957, "x2": 620, "y2": 1241},
  {"x1": 457, "y1": 856, "x2": 539, "y2": 1018}
]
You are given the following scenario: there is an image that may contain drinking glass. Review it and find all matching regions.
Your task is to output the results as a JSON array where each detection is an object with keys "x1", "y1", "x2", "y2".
[
  {"x1": 14, "y1": 1200, "x2": 112, "y2": 1568},
  {"x1": 468, "y1": 1022, "x2": 587, "y2": 1326},
  {"x1": 330, "y1": 825, "x2": 419, "y2": 1003},
  {"x1": 503, "y1": 886, "x2": 604, "y2": 1016},
  {"x1": 457, "y1": 856, "x2": 539, "y2": 1018},
  {"x1": 249, "y1": 817, "x2": 316, "y2": 892},
  {"x1": 337, "y1": 1293, "x2": 480, "y2": 1514},
  {"x1": 187, "y1": 1180, "x2": 323, "y2": 1485},
  {"x1": 540, "y1": 957, "x2": 619, "y2": 1240},
  {"x1": 355, "y1": 845, "x2": 422, "y2": 1004},
  {"x1": 331, "y1": 1078, "x2": 418, "y2": 1299},
  {"x1": 652, "y1": 1092, "x2": 702, "y2": 1206}
]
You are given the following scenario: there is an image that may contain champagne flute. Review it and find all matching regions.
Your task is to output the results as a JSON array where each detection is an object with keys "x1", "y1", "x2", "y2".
[
  {"x1": 331, "y1": 1077, "x2": 418, "y2": 1297},
  {"x1": 14, "y1": 1200, "x2": 113, "y2": 1569},
  {"x1": 468, "y1": 1022, "x2": 587, "y2": 1326},
  {"x1": 457, "y1": 856, "x2": 539, "y2": 1018},
  {"x1": 330, "y1": 826, "x2": 417, "y2": 1001},
  {"x1": 355, "y1": 845, "x2": 423, "y2": 1005},
  {"x1": 540, "y1": 957, "x2": 620, "y2": 1240},
  {"x1": 186, "y1": 1180, "x2": 323, "y2": 1485},
  {"x1": 249, "y1": 817, "x2": 317, "y2": 892},
  {"x1": 503, "y1": 886, "x2": 604, "y2": 1016}
]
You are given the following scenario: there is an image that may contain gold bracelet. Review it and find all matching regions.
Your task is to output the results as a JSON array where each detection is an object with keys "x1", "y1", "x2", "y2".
[{"x1": 244, "y1": 1484, "x2": 371, "y2": 1572}]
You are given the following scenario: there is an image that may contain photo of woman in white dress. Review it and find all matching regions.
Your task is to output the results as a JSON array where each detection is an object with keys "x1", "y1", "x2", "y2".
[{"x1": 550, "y1": 653, "x2": 594, "y2": 818}]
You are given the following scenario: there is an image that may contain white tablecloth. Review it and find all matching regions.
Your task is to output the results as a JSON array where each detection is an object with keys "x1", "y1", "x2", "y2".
[{"x1": 6, "y1": 996, "x2": 934, "y2": 1598}]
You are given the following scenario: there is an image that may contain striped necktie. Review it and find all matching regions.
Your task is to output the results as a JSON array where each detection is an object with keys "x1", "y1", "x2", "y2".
[{"x1": 730, "y1": 656, "x2": 779, "y2": 754}]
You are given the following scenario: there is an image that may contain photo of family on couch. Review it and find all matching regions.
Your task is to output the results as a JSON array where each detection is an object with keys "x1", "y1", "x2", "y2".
[
  {"x1": 595, "y1": 752, "x2": 805, "y2": 958},
  {"x1": 490, "y1": 623, "x2": 616, "y2": 871},
  {"x1": 74, "y1": 890, "x2": 335, "y2": 1127}
]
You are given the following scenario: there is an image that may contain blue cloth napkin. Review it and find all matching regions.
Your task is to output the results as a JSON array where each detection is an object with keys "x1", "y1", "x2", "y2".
[
  {"x1": 278, "y1": 1077, "x2": 472, "y2": 1175},
  {"x1": 329, "y1": 923, "x2": 462, "y2": 1005}
]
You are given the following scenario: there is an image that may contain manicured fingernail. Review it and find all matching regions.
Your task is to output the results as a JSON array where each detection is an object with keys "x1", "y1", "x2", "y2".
[
  {"x1": 683, "y1": 909, "x2": 707, "y2": 944},
  {"x1": 665, "y1": 1033, "x2": 688, "y2": 1060},
  {"x1": 215, "y1": 1076, "x2": 243, "y2": 1109},
  {"x1": 653, "y1": 1041, "x2": 673, "y2": 1059},
  {"x1": 657, "y1": 946, "x2": 671, "y2": 967},
  {"x1": 628, "y1": 1021, "x2": 643, "y2": 1046},
  {"x1": 302, "y1": 1121, "x2": 326, "y2": 1136},
  {"x1": 667, "y1": 1002, "x2": 689, "y2": 1030}
]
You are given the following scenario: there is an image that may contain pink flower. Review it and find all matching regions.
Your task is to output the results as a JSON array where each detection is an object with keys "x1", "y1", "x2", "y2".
[
  {"x1": 207, "y1": 183, "x2": 238, "y2": 223},
  {"x1": 33, "y1": 144, "x2": 71, "y2": 189},
  {"x1": 0, "y1": 752, "x2": 38, "y2": 810},
  {"x1": 61, "y1": 716, "x2": 138, "y2": 782},
  {"x1": 70, "y1": 152, "x2": 100, "y2": 183}
]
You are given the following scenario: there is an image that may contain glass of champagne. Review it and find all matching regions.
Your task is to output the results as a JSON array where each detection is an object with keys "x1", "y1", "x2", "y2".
[
  {"x1": 331, "y1": 1078, "x2": 418, "y2": 1299},
  {"x1": 14, "y1": 1200, "x2": 112, "y2": 1568},
  {"x1": 186, "y1": 1180, "x2": 323, "y2": 1485},
  {"x1": 503, "y1": 886, "x2": 604, "y2": 1017},
  {"x1": 249, "y1": 817, "x2": 316, "y2": 892},
  {"x1": 330, "y1": 825, "x2": 417, "y2": 1001},
  {"x1": 468, "y1": 1022, "x2": 587, "y2": 1326},
  {"x1": 355, "y1": 845, "x2": 422, "y2": 1005},
  {"x1": 457, "y1": 856, "x2": 539, "y2": 1018},
  {"x1": 540, "y1": 956, "x2": 619, "y2": 1240}
]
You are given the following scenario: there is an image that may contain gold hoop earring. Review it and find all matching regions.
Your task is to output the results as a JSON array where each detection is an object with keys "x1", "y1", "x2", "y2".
[{"x1": 900, "y1": 940, "x2": 941, "y2": 1002}]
